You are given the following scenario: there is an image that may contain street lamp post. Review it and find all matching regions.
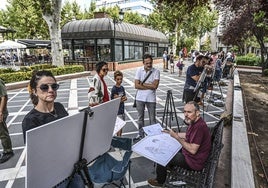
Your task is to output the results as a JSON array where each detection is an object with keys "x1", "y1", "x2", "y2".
[{"x1": 112, "y1": 10, "x2": 124, "y2": 62}]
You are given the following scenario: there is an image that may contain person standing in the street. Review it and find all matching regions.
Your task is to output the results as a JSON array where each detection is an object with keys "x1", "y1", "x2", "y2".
[
  {"x1": 134, "y1": 54, "x2": 160, "y2": 140},
  {"x1": 0, "y1": 79, "x2": 14, "y2": 164},
  {"x1": 183, "y1": 55, "x2": 207, "y2": 103},
  {"x1": 88, "y1": 61, "x2": 110, "y2": 106},
  {"x1": 162, "y1": 51, "x2": 168, "y2": 71}
]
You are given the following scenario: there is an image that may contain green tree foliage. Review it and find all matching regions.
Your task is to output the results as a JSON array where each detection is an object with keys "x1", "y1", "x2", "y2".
[
  {"x1": 83, "y1": 1, "x2": 96, "y2": 19},
  {"x1": 61, "y1": 1, "x2": 87, "y2": 27},
  {"x1": 147, "y1": 1, "x2": 217, "y2": 53},
  {"x1": 153, "y1": 0, "x2": 210, "y2": 11},
  {"x1": 0, "y1": 0, "x2": 48, "y2": 39},
  {"x1": 214, "y1": 0, "x2": 268, "y2": 74},
  {"x1": 123, "y1": 11, "x2": 144, "y2": 25}
]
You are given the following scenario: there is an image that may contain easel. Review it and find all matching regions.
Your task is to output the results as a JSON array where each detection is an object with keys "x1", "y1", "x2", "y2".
[
  {"x1": 206, "y1": 80, "x2": 224, "y2": 111},
  {"x1": 161, "y1": 90, "x2": 180, "y2": 131},
  {"x1": 26, "y1": 98, "x2": 121, "y2": 188},
  {"x1": 67, "y1": 107, "x2": 94, "y2": 188}
]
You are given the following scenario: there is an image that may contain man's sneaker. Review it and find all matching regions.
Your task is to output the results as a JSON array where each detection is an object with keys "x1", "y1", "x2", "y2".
[
  {"x1": 148, "y1": 178, "x2": 164, "y2": 187},
  {"x1": 0, "y1": 151, "x2": 14, "y2": 164}
]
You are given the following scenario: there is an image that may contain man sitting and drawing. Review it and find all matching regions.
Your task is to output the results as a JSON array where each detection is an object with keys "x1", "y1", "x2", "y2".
[{"x1": 147, "y1": 101, "x2": 211, "y2": 187}]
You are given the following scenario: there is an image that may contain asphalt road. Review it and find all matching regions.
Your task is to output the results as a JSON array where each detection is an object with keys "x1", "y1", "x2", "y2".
[{"x1": 0, "y1": 61, "x2": 228, "y2": 188}]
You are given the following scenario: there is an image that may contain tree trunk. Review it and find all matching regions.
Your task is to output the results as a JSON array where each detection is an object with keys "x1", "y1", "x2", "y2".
[
  {"x1": 173, "y1": 20, "x2": 179, "y2": 55},
  {"x1": 41, "y1": 0, "x2": 64, "y2": 67},
  {"x1": 254, "y1": 29, "x2": 268, "y2": 76},
  {"x1": 259, "y1": 41, "x2": 268, "y2": 76}
]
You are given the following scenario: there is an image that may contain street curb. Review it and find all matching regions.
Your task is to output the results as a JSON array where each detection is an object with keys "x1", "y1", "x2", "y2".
[
  {"x1": 6, "y1": 71, "x2": 91, "y2": 90},
  {"x1": 236, "y1": 65, "x2": 262, "y2": 70}
]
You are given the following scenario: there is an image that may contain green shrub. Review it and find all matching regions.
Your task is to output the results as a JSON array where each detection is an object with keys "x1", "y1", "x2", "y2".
[
  {"x1": 0, "y1": 65, "x2": 85, "y2": 83},
  {"x1": 0, "y1": 72, "x2": 30, "y2": 83},
  {"x1": 0, "y1": 68, "x2": 16, "y2": 74},
  {"x1": 235, "y1": 55, "x2": 261, "y2": 66}
]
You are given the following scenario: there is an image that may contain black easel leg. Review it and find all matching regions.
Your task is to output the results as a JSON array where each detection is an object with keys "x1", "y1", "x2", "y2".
[
  {"x1": 67, "y1": 108, "x2": 94, "y2": 187},
  {"x1": 162, "y1": 90, "x2": 180, "y2": 131}
]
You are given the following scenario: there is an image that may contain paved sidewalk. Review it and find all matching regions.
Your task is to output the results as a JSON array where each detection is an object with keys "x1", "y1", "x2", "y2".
[{"x1": 0, "y1": 61, "x2": 229, "y2": 188}]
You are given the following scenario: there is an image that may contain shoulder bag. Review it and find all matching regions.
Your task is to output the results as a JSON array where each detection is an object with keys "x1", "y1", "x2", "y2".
[{"x1": 133, "y1": 70, "x2": 153, "y2": 108}]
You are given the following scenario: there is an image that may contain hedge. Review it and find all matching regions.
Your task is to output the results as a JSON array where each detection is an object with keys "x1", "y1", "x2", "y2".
[
  {"x1": 235, "y1": 55, "x2": 261, "y2": 66},
  {"x1": 0, "y1": 64, "x2": 85, "y2": 83}
]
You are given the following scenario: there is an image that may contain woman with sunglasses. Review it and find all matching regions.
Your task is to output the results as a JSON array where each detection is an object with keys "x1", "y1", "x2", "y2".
[
  {"x1": 22, "y1": 70, "x2": 68, "y2": 143},
  {"x1": 88, "y1": 61, "x2": 110, "y2": 106},
  {"x1": 22, "y1": 70, "x2": 84, "y2": 187}
]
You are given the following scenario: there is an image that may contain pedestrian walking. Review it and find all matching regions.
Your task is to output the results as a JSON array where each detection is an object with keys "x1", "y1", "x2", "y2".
[{"x1": 0, "y1": 79, "x2": 14, "y2": 164}]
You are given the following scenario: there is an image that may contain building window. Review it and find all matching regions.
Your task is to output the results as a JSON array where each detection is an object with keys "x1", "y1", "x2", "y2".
[
  {"x1": 145, "y1": 42, "x2": 157, "y2": 57},
  {"x1": 97, "y1": 39, "x2": 111, "y2": 61},
  {"x1": 84, "y1": 39, "x2": 96, "y2": 60},
  {"x1": 73, "y1": 40, "x2": 84, "y2": 59},
  {"x1": 62, "y1": 40, "x2": 72, "y2": 60},
  {"x1": 115, "y1": 39, "x2": 123, "y2": 61},
  {"x1": 124, "y1": 40, "x2": 143, "y2": 60}
]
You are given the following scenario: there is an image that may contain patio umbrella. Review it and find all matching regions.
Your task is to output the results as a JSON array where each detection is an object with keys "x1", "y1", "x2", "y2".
[{"x1": 0, "y1": 40, "x2": 26, "y2": 50}]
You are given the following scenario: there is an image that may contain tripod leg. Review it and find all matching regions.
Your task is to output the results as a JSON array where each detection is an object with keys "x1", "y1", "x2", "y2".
[
  {"x1": 217, "y1": 81, "x2": 224, "y2": 100},
  {"x1": 161, "y1": 94, "x2": 169, "y2": 127},
  {"x1": 168, "y1": 95, "x2": 172, "y2": 129},
  {"x1": 166, "y1": 93, "x2": 170, "y2": 128},
  {"x1": 170, "y1": 91, "x2": 180, "y2": 132}
]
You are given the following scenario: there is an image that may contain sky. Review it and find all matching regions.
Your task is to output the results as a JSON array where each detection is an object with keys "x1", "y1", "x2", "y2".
[{"x1": 0, "y1": 0, "x2": 91, "y2": 10}]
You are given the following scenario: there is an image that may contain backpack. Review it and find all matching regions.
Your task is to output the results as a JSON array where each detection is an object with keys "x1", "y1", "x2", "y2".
[
  {"x1": 176, "y1": 61, "x2": 181, "y2": 68},
  {"x1": 167, "y1": 55, "x2": 170, "y2": 61}
]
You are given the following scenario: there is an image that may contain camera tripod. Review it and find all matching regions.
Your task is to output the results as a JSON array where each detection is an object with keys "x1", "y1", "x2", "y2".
[
  {"x1": 161, "y1": 90, "x2": 180, "y2": 131},
  {"x1": 206, "y1": 79, "x2": 225, "y2": 111}
]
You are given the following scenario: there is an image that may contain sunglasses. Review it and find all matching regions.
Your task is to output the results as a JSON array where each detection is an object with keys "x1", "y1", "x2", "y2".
[
  {"x1": 102, "y1": 68, "x2": 109, "y2": 72},
  {"x1": 38, "y1": 83, "x2": 59, "y2": 92}
]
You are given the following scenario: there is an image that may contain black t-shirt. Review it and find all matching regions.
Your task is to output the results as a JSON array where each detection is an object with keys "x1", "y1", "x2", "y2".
[{"x1": 22, "y1": 102, "x2": 68, "y2": 143}]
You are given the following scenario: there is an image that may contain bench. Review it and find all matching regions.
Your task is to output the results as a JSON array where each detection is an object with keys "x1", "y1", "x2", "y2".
[{"x1": 164, "y1": 119, "x2": 224, "y2": 188}]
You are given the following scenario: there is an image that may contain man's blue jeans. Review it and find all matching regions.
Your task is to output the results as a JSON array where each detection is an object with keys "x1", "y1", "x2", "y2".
[{"x1": 136, "y1": 100, "x2": 156, "y2": 136}]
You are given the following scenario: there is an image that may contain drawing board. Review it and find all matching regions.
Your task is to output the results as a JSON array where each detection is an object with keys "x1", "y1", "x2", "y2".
[
  {"x1": 132, "y1": 133, "x2": 182, "y2": 166},
  {"x1": 26, "y1": 98, "x2": 120, "y2": 188}
]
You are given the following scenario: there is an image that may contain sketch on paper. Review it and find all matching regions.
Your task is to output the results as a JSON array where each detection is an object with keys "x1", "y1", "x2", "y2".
[{"x1": 132, "y1": 133, "x2": 182, "y2": 166}]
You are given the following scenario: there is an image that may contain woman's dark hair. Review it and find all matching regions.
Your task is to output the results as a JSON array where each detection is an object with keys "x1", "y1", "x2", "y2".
[
  {"x1": 28, "y1": 70, "x2": 56, "y2": 106},
  {"x1": 96, "y1": 61, "x2": 108, "y2": 73}
]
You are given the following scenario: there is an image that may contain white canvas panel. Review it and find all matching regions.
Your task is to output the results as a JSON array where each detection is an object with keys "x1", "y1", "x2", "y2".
[{"x1": 26, "y1": 98, "x2": 120, "y2": 188}]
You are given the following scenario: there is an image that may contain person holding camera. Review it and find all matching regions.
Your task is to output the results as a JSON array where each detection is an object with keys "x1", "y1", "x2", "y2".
[
  {"x1": 134, "y1": 54, "x2": 160, "y2": 140},
  {"x1": 111, "y1": 70, "x2": 127, "y2": 136},
  {"x1": 182, "y1": 55, "x2": 208, "y2": 103}
]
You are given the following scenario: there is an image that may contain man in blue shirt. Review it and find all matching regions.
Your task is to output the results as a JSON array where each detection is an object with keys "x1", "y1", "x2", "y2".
[{"x1": 183, "y1": 55, "x2": 207, "y2": 103}]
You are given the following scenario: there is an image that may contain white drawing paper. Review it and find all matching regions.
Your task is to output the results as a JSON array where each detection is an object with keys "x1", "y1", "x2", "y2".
[
  {"x1": 132, "y1": 133, "x2": 182, "y2": 166},
  {"x1": 113, "y1": 116, "x2": 126, "y2": 135},
  {"x1": 142, "y1": 123, "x2": 163, "y2": 136}
]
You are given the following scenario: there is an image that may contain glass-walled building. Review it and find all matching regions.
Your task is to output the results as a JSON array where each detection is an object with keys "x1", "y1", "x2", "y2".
[{"x1": 61, "y1": 17, "x2": 169, "y2": 62}]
